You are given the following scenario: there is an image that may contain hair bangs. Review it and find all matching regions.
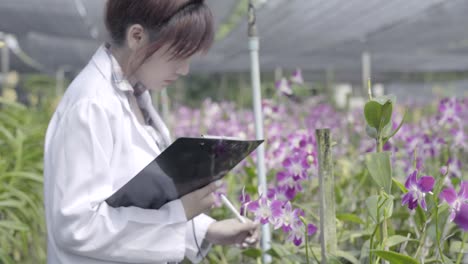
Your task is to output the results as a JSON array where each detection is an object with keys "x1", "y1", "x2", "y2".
[{"x1": 148, "y1": 4, "x2": 214, "y2": 60}]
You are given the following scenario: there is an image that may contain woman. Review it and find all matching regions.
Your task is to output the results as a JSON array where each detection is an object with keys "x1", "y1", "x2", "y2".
[{"x1": 43, "y1": 1, "x2": 259, "y2": 263}]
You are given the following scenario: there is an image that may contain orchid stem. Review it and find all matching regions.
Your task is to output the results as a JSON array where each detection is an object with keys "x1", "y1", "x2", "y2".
[
  {"x1": 434, "y1": 200, "x2": 447, "y2": 264},
  {"x1": 455, "y1": 232, "x2": 467, "y2": 264},
  {"x1": 300, "y1": 217, "x2": 310, "y2": 264},
  {"x1": 415, "y1": 221, "x2": 428, "y2": 260},
  {"x1": 376, "y1": 137, "x2": 388, "y2": 262}
]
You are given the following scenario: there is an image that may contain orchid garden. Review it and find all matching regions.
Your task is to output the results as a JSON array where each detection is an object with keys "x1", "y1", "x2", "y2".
[
  {"x1": 0, "y1": 0, "x2": 467, "y2": 264},
  {"x1": 171, "y1": 71, "x2": 467, "y2": 263}
]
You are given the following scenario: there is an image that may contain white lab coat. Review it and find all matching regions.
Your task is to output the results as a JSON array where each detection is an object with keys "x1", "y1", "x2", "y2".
[{"x1": 43, "y1": 46, "x2": 215, "y2": 264}]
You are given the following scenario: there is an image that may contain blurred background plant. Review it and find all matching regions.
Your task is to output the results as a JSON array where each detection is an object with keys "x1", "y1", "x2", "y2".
[{"x1": 0, "y1": 99, "x2": 53, "y2": 263}]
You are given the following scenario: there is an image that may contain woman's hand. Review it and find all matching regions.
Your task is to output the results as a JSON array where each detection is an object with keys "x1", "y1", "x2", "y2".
[
  {"x1": 180, "y1": 182, "x2": 217, "y2": 220},
  {"x1": 205, "y1": 218, "x2": 260, "y2": 249}
]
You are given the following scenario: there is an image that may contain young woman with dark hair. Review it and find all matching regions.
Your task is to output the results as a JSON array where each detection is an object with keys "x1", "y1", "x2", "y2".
[{"x1": 43, "y1": 1, "x2": 259, "y2": 263}]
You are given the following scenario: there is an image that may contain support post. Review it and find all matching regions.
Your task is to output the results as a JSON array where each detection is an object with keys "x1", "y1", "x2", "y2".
[
  {"x1": 1, "y1": 39, "x2": 9, "y2": 98},
  {"x1": 362, "y1": 51, "x2": 371, "y2": 97},
  {"x1": 248, "y1": 1, "x2": 271, "y2": 263},
  {"x1": 316, "y1": 129, "x2": 337, "y2": 263}
]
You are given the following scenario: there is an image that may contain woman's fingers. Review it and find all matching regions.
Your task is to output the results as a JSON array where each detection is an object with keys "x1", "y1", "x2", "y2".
[
  {"x1": 181, "y1": 182, "x2": 218, "y2": 219},
  {"x1": 242, "y1": 223, "x2": 260, "y2": 246},
  {"x1": 232, "y1": 221, "x2": 258, "y2": 244}
]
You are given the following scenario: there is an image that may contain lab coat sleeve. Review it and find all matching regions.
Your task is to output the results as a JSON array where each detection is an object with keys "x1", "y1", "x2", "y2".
[
  {"x1": 185, "y1": 214, "x2": 216, "y2": 263},
  {"x1": 50, "y1": 99, "x2": 189, "y2": 263}
]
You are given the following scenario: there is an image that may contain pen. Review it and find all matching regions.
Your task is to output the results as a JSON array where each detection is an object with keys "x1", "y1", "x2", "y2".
[{"x1": 220, "y1": 194, "x2": 247, "y2": 223}]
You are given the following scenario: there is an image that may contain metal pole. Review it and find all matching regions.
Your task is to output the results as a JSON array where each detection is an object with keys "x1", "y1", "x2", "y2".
[
  {"x1": 247, "y1": 1, "x2": 271, "y2": 263},
  {"x1": 362, "y1": 51, "x2": 371, "y2": 97},
  {"x1": 1, "y1": 39, "x2": 10, "y2": 97}
]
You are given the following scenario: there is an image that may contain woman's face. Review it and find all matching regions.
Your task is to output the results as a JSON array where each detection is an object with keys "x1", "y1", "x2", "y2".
[
  {"x1": 125, "y1": 25, "x2": 191, "y2": 91},
  {"x1": 133, "y1": 45, "x2": 191, "y2": 91}
]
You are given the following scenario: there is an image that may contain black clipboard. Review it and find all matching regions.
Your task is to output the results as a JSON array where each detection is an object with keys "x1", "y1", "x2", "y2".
[{"x1": 105, "y1": 136, "x2": 264, "y2": 210}]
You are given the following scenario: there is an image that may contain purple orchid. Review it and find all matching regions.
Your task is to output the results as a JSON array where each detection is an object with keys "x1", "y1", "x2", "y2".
[
  {"x1": 276, "y1": 171, "x2": 304, "y2": 192},
  {"x1": 451, "y1": 128, "x2": 468, "y2": 150},
  {"x1": 298, "y1": 135, "x2": 317, "y2": 156},
  {"x1": 286, "y1": 217, "x2": 318, "y2": 246},
  {"x1": 262, "y1": 99, "x2": 281, "y2": 121},
  {"x1": 287, "y1": 131, "x2": 308, "y2": 149},
  {"x1": 247, "y1": 196, "x2": 283, "y2": 225},
  {"x1": 447, "y1": 158, "x2": 463, "y2": 178},
  {"x1": 273, "y1": 202, "x2": 304, "y2": 233},
  {"x1": 267, "y1": 185, "x2": 296, "y2": 202},
  {"x1": 282, "y1": 150, "x2": 310, "y2": 181},
  {"x1": 438, "y1": 97, "x2": 463, "y2": 127},
  {"x1": 440, "y1": 181, "x2": 468, "y2": 231},
  {"x1": 453, "y1": 203, "x2": 468, "y2": 231},
  {"x1": 276, "y1": 78, "x2": 293, "y2": 96},
  {"x1": 402, "y1": 170, "x2": 435, "y2": 211},
  {"x1": 290, "y1": 68, "x2": 304, "y2": 85},
  {"x1": 440, "y1": 166, "x2": 448, "y2": 176},
  {"x1": 266, "y1": 142, "x2": 288, "y2": 170}
]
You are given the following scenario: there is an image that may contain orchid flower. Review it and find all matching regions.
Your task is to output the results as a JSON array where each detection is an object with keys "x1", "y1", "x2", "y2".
[
  {"x1": 247, "y1": 196, "x2": 283, "y2": 225},
  {"x1": 402, "y1": 170, "x2": 435, "y2": 211},
  {"x1": 440, "y1": 181, "x2": 468, "y2": 231},
  {"x1": 276, "y1": 78, "x2": 293, "y2": 95},
  {"x1": 290, "y1": 68, "x2": 304, "y2": 85}
]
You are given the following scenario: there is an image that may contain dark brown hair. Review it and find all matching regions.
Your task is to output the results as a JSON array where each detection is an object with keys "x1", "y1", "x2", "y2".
[{"x1": 105, "y1": 0, "x2": 214, "y2": 61}]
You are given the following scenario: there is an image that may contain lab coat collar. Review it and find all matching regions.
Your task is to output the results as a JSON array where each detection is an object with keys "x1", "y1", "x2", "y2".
[
  {"x1": 91, "y1": 44, "x2": 113, "y2": 82},
  {"x1": 91, "y1": 44, "x2": 161, "y2": 156},
  {"x1": 91, "y1": 44, "x2": 133, "y2": 94}
]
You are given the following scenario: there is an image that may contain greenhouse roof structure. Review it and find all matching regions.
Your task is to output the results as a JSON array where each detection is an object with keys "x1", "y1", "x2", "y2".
[{"x1": 1, "y1": 0, "x2": 467, "y2": 82}]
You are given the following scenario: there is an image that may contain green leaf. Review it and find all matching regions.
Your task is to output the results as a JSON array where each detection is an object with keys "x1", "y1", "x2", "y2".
[
  {"x1": 379, "y1": 102, "x2": 393, "y2": 131},
  {"x1": 336, "y1": 213, "x2": 365, "y2": 225},
  {"x1": 360, "y1": 240, "x2": 371, "y2": 263},
  {"x1": 335, "y1": 250, "x2": 359, "y2": 264},
  {"x1": 392, "y1": 178, "x2": 407, "y2": 193},
  {"x1": 364, "y1": 101, "x2": 384, "y2": 129},
  {"x1": 372, "y1": 250, "x2": 419, "y2": 264},
  {"x1": 366, "y1": 125, "x2": 378, "y2": 139},
  {"x1": 0, "y1": 221, "x2": 29, "y2": 231},
  {"x1": 265, "y1": 248, "x2": 281, "y2": 259},
  {"x1": 0, "y1": 247, "x2": 15, "y2": 264},
  {"x1": 0, "y1": 171, "x2": 43, "y2": 183},
  {"x1": 284, "y1": 253, "x2": 307, "y2": 263},
  {"x1": 0, "y1": 200, "x2": 25, "y2": 209},
  {"x1": 242, "y1": 248, "x2": 262, "y2": 258},
  {"x1": 366, "y1": 194, "x2": 393, "y2": 223},
  {"x1": 414, "y1": 205, "x2": 427, "y2": 230},
  {"x1": 383, "y1": 109, "x2": 407, "y2": 143},
  {"x1": 441, "y1": 254, "x2": 455, "y2": 264},
  {"x1": 374, "y1": 95, "x2": 396, "y2": 105},
  {"x1": 364, "y1": 97, "x2": 393, "y2": 133},
  {"x1": 449, "y1": 240, "x2": 468, "y2": 253},
  {"x1": 327, "y1": 255, "x2": 343, "y2": 264},
  {"x1": 433, "y1": 173, "x2": 447, "y2": 199},
  {"x1": 385, "y1": 235, "x2": 418, "y2": 248},
  {"x1": 381, "y1": 122, "x2": 393, "y2": 138},
  {"x1": 365, "y1": 152, "x2": 392, "y2": 193}
]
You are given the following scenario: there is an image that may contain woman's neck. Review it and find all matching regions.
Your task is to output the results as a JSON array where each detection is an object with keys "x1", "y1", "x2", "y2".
[{"x1": 108, "y1": 44, "x2": 139, "y2": 87}]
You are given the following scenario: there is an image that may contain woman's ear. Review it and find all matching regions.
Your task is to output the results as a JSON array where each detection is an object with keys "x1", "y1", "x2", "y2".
[{"x1": 126, "y1": 24, "x2": 150, "y2": 51}]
